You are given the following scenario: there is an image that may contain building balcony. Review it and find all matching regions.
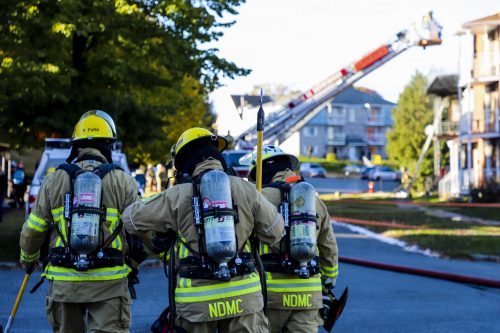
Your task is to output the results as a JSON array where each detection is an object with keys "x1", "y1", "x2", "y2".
[
  {"x1": 437, "y1": 121, "x2": 459, "y2": 136},
  {"x1": 327, "y1": 115, "x2": 346, "y2": 125},
  {"x1": 366, "y1": 116, "x2": 386, "y2": 126},
  {"x1": 327, "y1": 133, "x2": 346, "y2": 146},
  {"x1": 473, "y1": 52, "x2": 500, "y2": 81},
  {"x1": 366, "y1": 134, "x2": 385, "y2": 145}
]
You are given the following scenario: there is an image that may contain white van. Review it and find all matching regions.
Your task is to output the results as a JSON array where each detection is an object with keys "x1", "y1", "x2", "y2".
[{"x1": 25, "y1": 138, "x2": 130, "y2": 219}]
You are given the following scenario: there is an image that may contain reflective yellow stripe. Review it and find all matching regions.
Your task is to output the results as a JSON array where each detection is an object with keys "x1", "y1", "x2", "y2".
[
  {"x1": 51, "y1": 207, "x2": 66, "y2": 246},
  {"x1": 320, "y1": 264, "x2": 339, "y2": 278},
  {"x1": 259, "y1": 242, "x2": 269, "y2": 255},
  {"x1": 175, "y1": 273, "x2": 261, "y2": 303},
  {"x1": 106, "y1": 208, "x2": 122, "y2": 250},
  {"x1": 43, "y1": 264, "x2": 130, "y2": 281},
  {"x1": 178, "y1": 233, "x2": 189, "y2": 259},
  {"x1": 27, "y1": 213, "x2": 49, "y2": 232},
  {"x1": 266, "y1": 273, "x2": 322, "y2": 292},
  {"x1": 244, "y1": 242, "x2": 251, "y2": 252},
  {"x1": 20, "y1": 249, "x2": 40, "y2": 262},
  {"x1": 179, "y1": 277, "x2": 192, "y2": 288}
]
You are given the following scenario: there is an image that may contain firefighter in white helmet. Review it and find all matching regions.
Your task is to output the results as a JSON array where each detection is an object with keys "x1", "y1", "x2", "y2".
[
  {"x1": 19, "y1": 110, "x2": 142, "y2": 333},
  {"x1": 240, "y1": 145, "x2": 339, "y2": 333},
  {"x1": 122, "y1": 127, "x2": 285, "y2": 333}
]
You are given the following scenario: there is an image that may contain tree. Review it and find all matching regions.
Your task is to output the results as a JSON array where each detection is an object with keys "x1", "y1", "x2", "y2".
[
  {"x1": 0, "y1": 0, "x2": 249, "y2": 162},
  {"x1": 386, "y1": 72, "x2": 433, "y2": 193}
]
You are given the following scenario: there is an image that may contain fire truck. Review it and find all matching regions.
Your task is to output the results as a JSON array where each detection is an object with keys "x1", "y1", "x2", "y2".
[{"x1": 237, "y1": 12, "x2": 442, "y2": 147}]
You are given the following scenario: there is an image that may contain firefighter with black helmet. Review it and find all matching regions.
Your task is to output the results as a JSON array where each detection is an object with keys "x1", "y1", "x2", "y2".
[
  {"x1": 122, "y1": 127, "x2": 285, "y2": 333},
  {"x1": 240, "y1": 145, "x2": 339, "y2": 333},
  {"x1": 19, "y1": 110, "x2": 140, "y2": 333}
]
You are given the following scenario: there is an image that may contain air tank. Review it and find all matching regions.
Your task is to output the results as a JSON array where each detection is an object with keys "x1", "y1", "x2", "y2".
[
  {"x1": 200, "y1": 170, "x2": 237, "y2": 280},
  {"x1": 70, "y1": 172, "x2": 102, "y2": 254},
  {"x1": 290, "y1": 182, "x2": 317, "y2": 277}
]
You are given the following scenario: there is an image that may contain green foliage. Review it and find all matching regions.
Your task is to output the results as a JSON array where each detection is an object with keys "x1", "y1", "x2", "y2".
[
  {"x1": 0, "y1": 0, "x2": 249, "y2": 162},
  {"x1": 386, "y1": 72, "x2": 433, "y2": 192}
]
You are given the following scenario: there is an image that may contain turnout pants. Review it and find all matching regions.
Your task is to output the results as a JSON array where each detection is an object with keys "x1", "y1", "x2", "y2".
[
  {"x1": 176, "y1": 310, "x2": 269, "y2": 333},
  {"x1": 45, "y1": 295, "x2": 131, "y2": 333},
  {"x1": 267, "y1": 309, "x2": 321, "y2": 333}
]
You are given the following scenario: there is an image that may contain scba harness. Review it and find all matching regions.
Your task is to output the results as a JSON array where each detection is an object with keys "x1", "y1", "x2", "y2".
[
  {"x1": 261, "y1": 177, "x2": 320, "y2": 278},
  {"x1": 49, "y1": 161, "x2": 125, "y2": 271},
  {"x1": 177, "y1": 170, "x2": 256, "y2": 281}
]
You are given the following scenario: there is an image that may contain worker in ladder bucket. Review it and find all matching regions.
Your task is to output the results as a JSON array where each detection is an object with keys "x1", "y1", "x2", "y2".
[
  {"x1": 240, "y1": 145, "x2": 339, "y2": 333},
  {"x1": 18, "y1": 110, "x2": 145, "y2": 333},
  {"x1": 122, "y1": 127, "x2": 285, "y2": 333}
]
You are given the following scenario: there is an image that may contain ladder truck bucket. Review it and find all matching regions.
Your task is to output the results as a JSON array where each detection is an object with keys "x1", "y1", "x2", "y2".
[{"x1": 415, "y1": 11, "x2": 443, "y2": 47}]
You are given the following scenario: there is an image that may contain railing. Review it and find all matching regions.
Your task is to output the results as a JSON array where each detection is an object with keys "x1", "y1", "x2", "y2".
[
  {"x1": 327, "y1": 133, "x2": 346, "y2": 145},
  {"x1": 438, "y1": 171, "x2": 453, "y2": 199},
  {"x1": 327, "y1": 115, "x2": 346, "y2": 125},
  {"x1": 483, "y1": 168, "x2": 500, "y2": 182},
  {"x1": 366, "y1": 116, "x2": 386, "y2": 125},
  {"x1": 438, "y1": 121, "x2": 459, "y2": 136},
  {"x1": 473, "y1": 51, "x2": 500, "y2": 78},
  {"x1": 472, "y1": 118, "x2": 483, "y2": 133},
  {"x1": 366, "y1": 134, "x2": 385, "y2": 145}
]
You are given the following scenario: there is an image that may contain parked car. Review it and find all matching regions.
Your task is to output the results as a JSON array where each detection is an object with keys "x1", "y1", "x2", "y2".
[
  {"x1": 360, "y1": 166, "x2": 375, "y2": 179},
  {"x1": 368, "y1": 166, "x2": 401, "y2": 181},
  {"x1": 343, "y1": 164, "x2": 364, "y2": 176},
  {"x1": 222, "y1": 150, "x2": 250, "y2": 179},
  {"x1": 299, "y1": 162, "x2": 327, "y2": 178},
  {"x1": 25, "y1": 138, "x2": 131, "y2": 219}
]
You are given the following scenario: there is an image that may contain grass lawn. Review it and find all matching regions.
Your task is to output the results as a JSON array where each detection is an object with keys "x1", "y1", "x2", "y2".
[
  {"x1": 0, "y1": 207, "x2": 25, "y2": 262},
  {"x1": 327, "y1": 200, "x2": 500, "y2": 260}
]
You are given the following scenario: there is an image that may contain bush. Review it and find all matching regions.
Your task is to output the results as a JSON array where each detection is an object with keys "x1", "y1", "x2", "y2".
[{"x1": 470, "y1": 180, "x2": 500, "y2": 203}]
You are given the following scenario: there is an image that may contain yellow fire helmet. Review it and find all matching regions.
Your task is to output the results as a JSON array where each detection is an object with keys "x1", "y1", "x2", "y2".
[
  {"x1": 72, "y1": 110, "x2": 117, "y2": 142},
  {"x1": 173, "y1": 127, "x2": 228, "y2": 168}
]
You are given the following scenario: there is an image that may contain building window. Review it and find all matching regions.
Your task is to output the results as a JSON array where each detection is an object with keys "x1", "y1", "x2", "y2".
[
  {"x1": 348, "y1": 107, "x2": 356, "y2": 122},
  {"x1": 331, "y1": 106, "x2": 345, "y2": 116},
  {"x1": 303, "y1": 126, "x2": 317, "y2": 137}
]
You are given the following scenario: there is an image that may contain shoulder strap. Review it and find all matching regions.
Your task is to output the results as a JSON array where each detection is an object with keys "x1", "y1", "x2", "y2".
[
  {"x1": 94, "y1": 163, "x2": 123, "y2": 179},
  {"x1": 56, "y1": 163, "x2": 83, "y2": 178}
]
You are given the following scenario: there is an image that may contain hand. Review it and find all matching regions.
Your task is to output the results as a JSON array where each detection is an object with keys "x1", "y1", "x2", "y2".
[
  {"x1": 321, "y1": 293, "x2": 330, "y2": 321},
  {"x1": 321, "y1": 286, "x2": 337, "y2": 321},
  {"x1": 151, "y1": 232, "x2": 173, "y2": 255},
  {"x1": 21, "y1": 261, "x2": 38, "y2": 274}
]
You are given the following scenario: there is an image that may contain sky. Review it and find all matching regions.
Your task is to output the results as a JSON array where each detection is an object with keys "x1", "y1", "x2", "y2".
[{"x1": 209, "y1": 0, "x2": 500, "y2": 137}]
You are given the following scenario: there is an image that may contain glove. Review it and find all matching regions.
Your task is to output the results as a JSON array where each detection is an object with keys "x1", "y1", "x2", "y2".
[
  {"x1": 321, "y1": 277, "x2": 336, "y2": 321},
  {"x1": 151, "y1": 232, "x2": 174, "y2": 255},
  {"x1": 126, "y1": 233, "x2": 148, "y2": 264},
  {"x1": 127, "y1": 265, "x2": 139, "y2": 299},
  {"x1": 21, "y1": 261, "x2": 38, "y2": 274},
  {"x1": 321, "y1": 284, "x2": 336, "y2": 320}
]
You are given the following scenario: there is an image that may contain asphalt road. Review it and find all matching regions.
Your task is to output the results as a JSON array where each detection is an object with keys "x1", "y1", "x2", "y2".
[
  {"x1": 305, "y1": 175, "x2": 401, "y2": 194},
  {"x1": 2, "y1": 223, "x2": 500, "y2": 333}
]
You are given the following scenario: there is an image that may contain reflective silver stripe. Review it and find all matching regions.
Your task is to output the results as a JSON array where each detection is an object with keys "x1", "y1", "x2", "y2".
[
  {"x1": 28, "y1": 217, "x2": 49, "y2": 232},
  {"x1": 175, "y1": 279, "x2": 261, "y2": 298}
]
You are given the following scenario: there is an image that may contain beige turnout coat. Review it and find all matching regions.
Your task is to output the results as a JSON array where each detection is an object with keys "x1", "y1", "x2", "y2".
[
  {"x1": 122, "y1": 159, "x2": 285, "y2": 322},
  {"x1": 260, "y1": 169, "x2": 339, "y2": 310},
  {"x1": 19, "y1": 148, "x2": 138, "y2": 303}
]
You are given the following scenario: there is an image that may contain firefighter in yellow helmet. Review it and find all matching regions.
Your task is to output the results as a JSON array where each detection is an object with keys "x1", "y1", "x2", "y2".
[
  {"x1": 240, "y1": 145, "x2": 339, "y2": 333},
  {"x1": 19, "y1": 110, "x2": 142, "y2": 333},
  {"x1": 122, "y1": 127, "x2": 285, "y2": 333}
]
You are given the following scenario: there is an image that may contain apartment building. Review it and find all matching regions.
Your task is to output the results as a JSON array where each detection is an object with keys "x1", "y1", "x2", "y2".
[
  {"x1": 435, "y1": 12, "x2": 500, "y2": 198},
  {"x1": 299, "y1": 86, "x2": 394, "y2": 160}
]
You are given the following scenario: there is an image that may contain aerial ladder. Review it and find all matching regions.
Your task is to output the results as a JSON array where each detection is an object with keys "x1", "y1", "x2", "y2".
[{"x1": 237, "y1": 12, "x2": 442, "y2": 147}]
